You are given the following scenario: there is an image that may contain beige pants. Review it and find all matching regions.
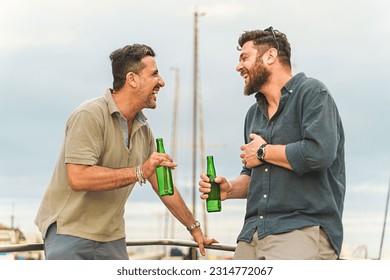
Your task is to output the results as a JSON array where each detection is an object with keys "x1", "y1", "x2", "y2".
[{"x1": 233, "y1": 226, "x2": 338, "y2": 260}]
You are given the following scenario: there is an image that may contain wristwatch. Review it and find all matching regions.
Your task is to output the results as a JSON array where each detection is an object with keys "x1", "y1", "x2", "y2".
[
  {"x1": 186, "y1": 220, "x2": 200, "y2": 232},
  {"x1": 257, "y1": 143, "x2": 268, "y2": 162}
]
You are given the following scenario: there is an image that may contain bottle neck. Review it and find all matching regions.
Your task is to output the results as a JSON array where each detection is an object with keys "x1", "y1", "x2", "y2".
[
  {"x1": 206, "y1": 157, "x2": 216, "y2": 177},
  {"x1": 156, "y1": 139, "x2": 166, "y2": 153}
]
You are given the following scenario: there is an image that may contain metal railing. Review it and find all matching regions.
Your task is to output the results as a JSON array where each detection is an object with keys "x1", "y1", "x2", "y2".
[{"x1": 0, "y1": 239, "x2": 236, "y2": 260}]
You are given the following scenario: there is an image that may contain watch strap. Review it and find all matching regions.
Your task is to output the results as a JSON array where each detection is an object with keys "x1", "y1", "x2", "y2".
[{"x1": 186, "y1": 220, "x2": 200, "y2": 232}]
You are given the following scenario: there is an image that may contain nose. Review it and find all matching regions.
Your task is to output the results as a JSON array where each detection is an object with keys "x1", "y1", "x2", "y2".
[
  {"x1": 236, "y1": 61, "x2": 243, "y2": 72},
  {"x1": 158, "y1": 75, "x2": 165, "y2": 87}
]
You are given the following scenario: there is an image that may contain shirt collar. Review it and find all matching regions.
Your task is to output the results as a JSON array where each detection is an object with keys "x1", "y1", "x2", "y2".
[
  {"x1": 255, "y1": 72, "x2": 307, "y2": 104},
  {"x1": 282, "y1": 72, "x2": 306, "y2": 95},
  {"x1": 104, "y1": 88, "x2": 148, "y2": 125}
]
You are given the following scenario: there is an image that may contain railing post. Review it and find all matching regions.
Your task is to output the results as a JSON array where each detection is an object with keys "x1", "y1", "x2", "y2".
[{"x1": 190, "y1": 247, "x2": 198, "y2": 260}]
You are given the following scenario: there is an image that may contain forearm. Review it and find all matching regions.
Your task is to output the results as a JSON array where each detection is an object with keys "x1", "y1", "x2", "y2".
[
  {"x1": 263, "y1": 144, "x2": 293, "y2": 170},
  {"x1": 226, "y1": 174, "x2": 250, "y2": 199},
  {"x1": 66, "y1": 163, "x2": 138, "y2": 191},
  {"x1": 149, "y1": 175, "x2": 196, "y2": 228}
]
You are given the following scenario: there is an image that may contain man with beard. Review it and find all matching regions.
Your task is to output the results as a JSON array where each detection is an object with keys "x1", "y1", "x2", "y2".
[
  {"x1": 35, "y1": 44, "x2": 216, "y2": 259},
  {"x1": 199, "y1": 27, "x2": 345, "y2": 259}
]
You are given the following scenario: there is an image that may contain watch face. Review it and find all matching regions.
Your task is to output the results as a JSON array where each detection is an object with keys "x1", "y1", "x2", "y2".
[
  {"x1": 187, "y1": 221, "x2": 201, "y2": 231},
  {"x1": 257, "y1": 148, "x2": 263, "y2": 158}
]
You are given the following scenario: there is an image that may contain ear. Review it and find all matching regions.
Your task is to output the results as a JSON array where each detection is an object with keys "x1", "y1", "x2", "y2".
[
  {"x1": 126, "y1": 72, "x2": 138, "y2": 87},
  {"x1": 265, "y1": 48, "x2": 278, "y2": 64}
]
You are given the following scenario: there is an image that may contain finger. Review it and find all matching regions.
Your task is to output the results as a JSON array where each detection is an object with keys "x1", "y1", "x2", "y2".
[
  {"x1": 198, "y1": 242, "x2": 205, "y2": 256},
  {"x1": 204, "y1": 238, "x2": 219, "y2": 245},
  {"x1": 158, "y1": 157, "x2": 177, "y2": 168},
  {"x1": 199, "y1": 184, "x2": 211, "y2": 195},
  {"x1": 213, "y1": 176, "x2": 222, "y2": 183},
  {"x1": 158, "y1": 153, "x2": 174, "y2": 161},
  {"x1": 199, "y1": 178, "x2": 211, "y2": 188},
  {"x1": 199, "y1": 173, "x2": 210, "y2": 182},
  {"x1": 249, "y1": 133, "x2": 258, "y2": 140}
]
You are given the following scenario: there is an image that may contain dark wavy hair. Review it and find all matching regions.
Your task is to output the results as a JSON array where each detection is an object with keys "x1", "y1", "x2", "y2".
[
  {"x1": 238, "y1": 28, "x2": 291, "y2": 68},
  {"x1": 109, "y1": 44, "x2": 155, "y2": 91}
]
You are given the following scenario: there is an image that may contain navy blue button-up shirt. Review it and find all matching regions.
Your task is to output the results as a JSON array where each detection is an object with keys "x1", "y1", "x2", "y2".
[{"x1": 238, "y1": 72, "x2": 346, "y2": 256}]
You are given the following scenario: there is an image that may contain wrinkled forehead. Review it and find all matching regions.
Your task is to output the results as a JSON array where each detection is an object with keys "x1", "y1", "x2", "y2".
[
  {"x1": 141, "y1": 55, "x2": 157, "y2": 67},
  {"x1": 139, "y1": 56, "x2": 158, "y2": 73}
]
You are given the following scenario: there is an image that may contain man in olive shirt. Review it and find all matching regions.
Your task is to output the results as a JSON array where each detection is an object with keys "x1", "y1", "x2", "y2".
[
  {"x1": 199, "y1": 27, "x2": 345, "y2": 259},
  {"x1": 35, "y1": 44, "x2": 216, "y2": 259}
]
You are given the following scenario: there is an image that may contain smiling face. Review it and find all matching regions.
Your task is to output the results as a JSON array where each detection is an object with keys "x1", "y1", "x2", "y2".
[
  {"x1": 136, "y1": 56, "x2": 165, "y2": 109},
  {"x1": 236, "y1": 41, "x2": 270, "y2": 96}
]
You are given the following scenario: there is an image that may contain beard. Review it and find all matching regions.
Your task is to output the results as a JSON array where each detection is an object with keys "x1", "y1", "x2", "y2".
[
  {"x1": 138, "y1": 82, "x2": 159, "y2": 109},
  {"x1": 144, "y1": 91, "x2": 157, "y2": 109},
  {"x1": 244, "y1": 59, "x2": 270, "y2": 96}
]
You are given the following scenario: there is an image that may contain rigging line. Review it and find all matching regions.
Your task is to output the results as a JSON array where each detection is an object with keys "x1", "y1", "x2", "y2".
[{"x1": 378, "y1": 175, "x2": 390, "y2": 259}]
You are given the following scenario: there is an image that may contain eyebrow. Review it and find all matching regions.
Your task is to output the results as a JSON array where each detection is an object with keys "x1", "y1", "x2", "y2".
[{"x1": 239, "y1": 52, "x2": 248, "y2": 61}]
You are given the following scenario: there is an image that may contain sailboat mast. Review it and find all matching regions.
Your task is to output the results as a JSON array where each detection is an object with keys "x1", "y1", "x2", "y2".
[
  {"x1": 378, "y1": 176, "x2": 390, "y2": 259},
  {"x1": 170, "y1": 67, "x2": 180, "y2": 240},
  {"x1": 192, "y1": 9, "x2": 206, "y2": 219}
]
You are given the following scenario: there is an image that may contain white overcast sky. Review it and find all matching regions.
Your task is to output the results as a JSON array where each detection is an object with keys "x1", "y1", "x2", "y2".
[{"x1": 0, "y1": 0, "x2": 389, "y2": 259}]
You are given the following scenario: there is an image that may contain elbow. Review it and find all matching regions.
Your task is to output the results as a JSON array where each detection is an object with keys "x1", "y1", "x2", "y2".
[
  {"x1": 287, "y1": 142, "x2": 336, "y2": 175},
  {"x1": 67, "y1": 174, "x2": 84, "y2": 191},
  {"x1": 66, "y1": 164, "x2": 87, "y2": 191},
  {"x1": 306, "y1": 145, "x2": 337, "y2": 170}
]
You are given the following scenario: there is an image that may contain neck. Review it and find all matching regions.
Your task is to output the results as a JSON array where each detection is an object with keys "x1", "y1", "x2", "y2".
[
  {"x1": 261, "y1": 70, "x2": 292, "y2": 106},
  {"x1": 112, "y1": 89, "x2": 140, "y2": 122}
]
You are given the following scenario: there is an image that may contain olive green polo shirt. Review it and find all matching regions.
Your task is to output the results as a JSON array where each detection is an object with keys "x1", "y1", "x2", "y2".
[{"x1": 35, "y1": 89, "x2": 155, "y2": 242}]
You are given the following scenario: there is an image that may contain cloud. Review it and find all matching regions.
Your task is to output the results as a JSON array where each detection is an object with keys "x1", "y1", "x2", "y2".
[
  {"x1": 349, "y1": 182, "x2": 389, "y2": 194},
  {"x1": 1, "y1": 0, "x2": 389, "y2": 260}
]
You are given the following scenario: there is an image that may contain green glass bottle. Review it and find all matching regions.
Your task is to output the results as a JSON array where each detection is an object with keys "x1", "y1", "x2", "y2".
[
  {"x1": 156, "y1": 138, "x2": 174, "y2": 196},
  {"x1": 206, "y1": 155, "x2": 221, "y2": 212}
]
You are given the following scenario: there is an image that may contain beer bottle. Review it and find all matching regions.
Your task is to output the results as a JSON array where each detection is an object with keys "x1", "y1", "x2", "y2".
[
  {"x1": 156, "y1": 138, "x2": 174, "y2": 196},
  {"x1": 206, "y1": 155, "x2": 221, "y2": 212}
]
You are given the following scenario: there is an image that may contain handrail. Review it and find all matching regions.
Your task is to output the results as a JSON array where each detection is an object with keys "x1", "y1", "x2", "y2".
[
  {"x1": 126, "y1": 239, "x2": 236, "y2": 252},
  {"x1": 0, "y1": 239, "x2": 236, "y2": 254}
]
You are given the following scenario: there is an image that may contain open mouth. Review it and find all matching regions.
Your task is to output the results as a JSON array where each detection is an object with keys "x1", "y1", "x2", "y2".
[
  {"x1": 153, "y1": 85, "x2": 161, "y2": 94},
  {"x1": 241, "y1": 72, "x2": 249, "y2": 83},
  {"x1": 240, "y1": 70, "x2": 249, "y2": 80}
]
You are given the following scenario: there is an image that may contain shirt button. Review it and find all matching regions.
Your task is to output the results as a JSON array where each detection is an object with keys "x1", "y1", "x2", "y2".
[{"x1": 265, "y1": 168, "x2": 269, "y2": 172}]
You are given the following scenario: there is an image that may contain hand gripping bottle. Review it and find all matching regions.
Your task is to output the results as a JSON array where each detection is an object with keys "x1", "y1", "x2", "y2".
[
  {"x1": 206, "y1": 155, "x2": 221, "y2": 212},
  {"x1": 156, "y1": 138, "x2": 174, "y2": 196}
]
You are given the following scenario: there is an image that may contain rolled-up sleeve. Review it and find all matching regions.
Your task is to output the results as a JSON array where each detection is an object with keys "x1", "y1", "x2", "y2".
[{"x1": 286, "y1": 90, "x2": 339, "y2": 176}]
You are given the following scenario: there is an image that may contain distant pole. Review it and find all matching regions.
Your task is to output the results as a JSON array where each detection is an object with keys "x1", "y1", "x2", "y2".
[
  {"x1": 192, "y1": 9, "x2": 205, "y2": 219},
  {"x1": 191, "y1": 8, "x2": 205, "y2": 260},
  {"x1": 378, "y1": 176, "x2": 390, "y2": 259},
  {"x1": 11, "y1": 203, "x2": 15, "y2": 229},
  {"x1": 170, "y1": 66, "x2": 180, "y2": 240},
  {"x1": 192, "y1": 10, "x2": 198, "y2": 220}
]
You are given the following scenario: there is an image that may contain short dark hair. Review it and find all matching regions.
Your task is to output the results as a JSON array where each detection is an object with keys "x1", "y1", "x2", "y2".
[
  {"x1": 238, "y1": 28, "x2": 291, "y2": 68},
  {"x1": 109, "y1": 44, "x2": 155, "y2": 91}
]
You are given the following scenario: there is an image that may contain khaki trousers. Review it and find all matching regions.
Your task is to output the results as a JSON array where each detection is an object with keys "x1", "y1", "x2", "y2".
[{"x1": 233, "y1": 226, "x2": 338, "y2": 260}]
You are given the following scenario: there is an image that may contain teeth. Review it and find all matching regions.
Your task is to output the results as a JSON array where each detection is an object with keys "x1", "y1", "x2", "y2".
[{"x1": 241, "y1": 72, "x2": 248, "y2": 79}]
